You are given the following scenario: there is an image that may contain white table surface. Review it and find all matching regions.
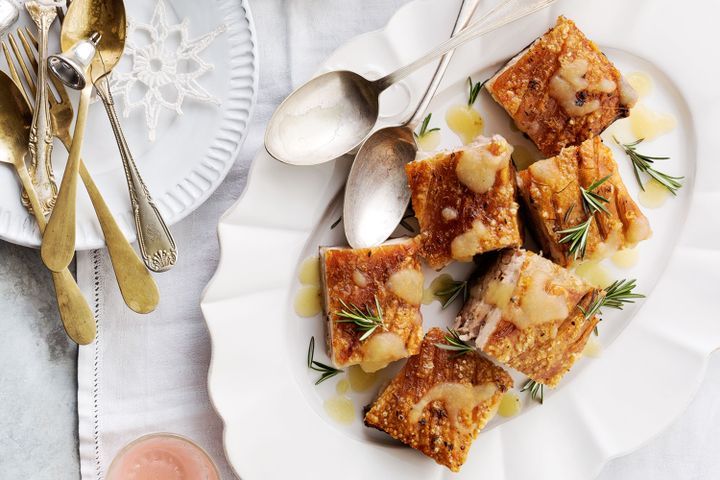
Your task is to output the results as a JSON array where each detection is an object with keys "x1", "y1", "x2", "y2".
[{"x1": 0, "y1": 1, "x2": 718, "y2": 478}]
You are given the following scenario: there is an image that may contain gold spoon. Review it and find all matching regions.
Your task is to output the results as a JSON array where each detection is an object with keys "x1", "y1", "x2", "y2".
[
  {"x1": 0, "y1": 71, "x2": 95, "y2": 345},
  {"x1": 41, "y1": 0, "x2": 127, "y2": 273}
]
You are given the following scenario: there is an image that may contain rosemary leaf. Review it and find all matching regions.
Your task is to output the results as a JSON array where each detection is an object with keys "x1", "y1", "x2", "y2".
[
  {"x1": 557, "y1": 216, "x2": 593, "y2": 260},
  {"x1": 414, "y1": 113, "x2": 440, "y2": 139},
  {"x1": 521, "y1": 378, "x2": 544, "y2": 404},
  {"x1": 336, "y1": 295, "x2": 384, "y2": 341},
  {"x1": 435, "y1": 328, "x2": 475, "y2": 356},
  {"x1": 307, "y1": 336, "x2": 343, "y2": 385},
  {"x1": 435, "y1": 280, "x2": 468, "y2": 310},
  {"x1": 467, "y1": 76, "x2": 488, "y2": 107},
  {"x1": 581, "y1": 175, "x2": 611, "y2": 215},
  {"x1": 614, "y1": 137, "x2": 683, "y2": 195},
  {"x1": 581, "y1": 278, "x2": 644, "y2": 319}
]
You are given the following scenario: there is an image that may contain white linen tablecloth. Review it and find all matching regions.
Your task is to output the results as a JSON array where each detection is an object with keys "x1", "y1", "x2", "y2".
[{"x1": 74, "y1": 1, "x2": 720, "y2": 479}]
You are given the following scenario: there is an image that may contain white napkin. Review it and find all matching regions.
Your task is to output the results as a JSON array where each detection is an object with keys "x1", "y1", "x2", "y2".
[{"x1": 75, "y1": 1, "x2": 410, "y2": 478}]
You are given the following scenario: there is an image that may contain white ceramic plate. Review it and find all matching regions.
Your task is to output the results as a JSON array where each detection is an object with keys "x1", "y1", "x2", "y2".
[
  {"x1": 202, "y1": 0, "x2": 720, "y2": 478},
  {"x1": 0, "y1": 0, "x2": 257, "y2": 249}
]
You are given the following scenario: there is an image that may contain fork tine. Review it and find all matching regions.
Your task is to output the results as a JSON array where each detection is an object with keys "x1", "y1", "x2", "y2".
[
  {"x1": 25, "y1": 27, "x2": 38, "y2": 48},
  {"x1": 16, "y1": 29, "x2": 61, "y2": 105},
  {"x1": 24, "y1": 26, "x2": 67, "y2": 105},
  {"x1": 8, "y1": 34, "x2": 36, "y2": 99},
  {"x1": 2, "y1": 42, "x2": 31, "y2": 106},
  {"x1": 18, "y1": 30, "x2": 39, "y2": 76}
]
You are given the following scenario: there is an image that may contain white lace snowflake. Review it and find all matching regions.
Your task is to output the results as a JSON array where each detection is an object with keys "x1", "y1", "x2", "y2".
[{"x1": 111, "y1": 0, "x2": 226, "y2": 141}]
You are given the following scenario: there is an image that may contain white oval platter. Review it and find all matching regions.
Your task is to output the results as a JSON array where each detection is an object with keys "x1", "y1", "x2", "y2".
[
  {"x1": 0, "y1": 0, "x2": 258, "y2": 249},
  {"x1": 202, "y1": 0, "x2": 720, "y2": 478}
]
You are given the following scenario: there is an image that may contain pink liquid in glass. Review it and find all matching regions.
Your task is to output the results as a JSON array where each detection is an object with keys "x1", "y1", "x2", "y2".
[{"x1": 106, "y1": 433, "x2": 220, "y2": 480}]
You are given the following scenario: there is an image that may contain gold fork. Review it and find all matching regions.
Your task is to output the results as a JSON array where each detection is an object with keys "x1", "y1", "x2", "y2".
[{"x1": 3, "y1": 28, "x2": 160, "y2": 315}]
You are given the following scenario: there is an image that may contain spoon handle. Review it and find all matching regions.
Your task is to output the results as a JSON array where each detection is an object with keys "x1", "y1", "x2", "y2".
[
  {"x1": 79, "y1": 161, "x2": 160, "y2": 314},
  {"x1": 51, "y1": 124, "x2": 159, "y2": 313},
  {"x1": 95, "y1": 76, "x2": 178, "y2": 273},
  {"x1": 374, "y1": 0, "x2": 556, "y2": 92},
  {"x1": 16, "y1": 161, "x2": 96, "y2": 345},
  {"x1": 41, "y1": 82, "x2": 93, "y2": 272},
  {"x1": 407, "y1": 0, "x2": 483, "y2": 129}
]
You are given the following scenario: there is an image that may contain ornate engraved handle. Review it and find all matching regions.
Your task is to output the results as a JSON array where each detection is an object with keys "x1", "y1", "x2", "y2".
[
  {"x1": 95, "y1": 76, "x2": 177, "y2": 273},
  {"x1": 25, "y1": 1, "x2": 58, "y2": 215}
]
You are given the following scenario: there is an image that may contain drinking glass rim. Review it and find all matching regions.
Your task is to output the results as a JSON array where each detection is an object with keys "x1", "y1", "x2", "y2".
[{"x1": 106, "y1": 432, "x2": 220, "y2": 478}]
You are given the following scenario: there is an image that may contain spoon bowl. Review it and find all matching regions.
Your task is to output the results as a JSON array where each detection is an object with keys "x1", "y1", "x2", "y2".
[
  {"x1": 265, "y1": 70, "x2": 380, "y2": 166},
  {"x1": 61, "y1": 0, "x2": 126, "y2": 82},
  {"x1": 343, "y1": 125, "x2": 417, "y2": 247},
  {"x1": 0, "y1": 72, "x2": 32, "y2": 167},
  {"x1": 265, "y1": 0, "x2": 556, "y2": 167}
]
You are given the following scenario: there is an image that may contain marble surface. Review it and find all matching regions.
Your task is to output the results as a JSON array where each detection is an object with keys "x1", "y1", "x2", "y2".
[
  {"x1": 1, "y1": 1, "x2": 718, "y2": 479},
  {"x1": 0, "y1": 241, "x2": 79, "y2": 479}
]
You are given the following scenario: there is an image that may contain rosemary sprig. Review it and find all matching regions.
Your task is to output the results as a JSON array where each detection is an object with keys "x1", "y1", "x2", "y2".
[
  {"x1": 435, "y1": 280, "x2": 468, "y2": 310},
  {"x1": 558, "y1": 176, "x2": 611, "y2": 260},
  {"x1": 614, "y1": 137, "x2": 683, "y2": 195},
  {"x1": 557, "y1": 216, "x2": 593, "y2": 260},
  {"x1": 580, "y1": 278, "x2": 645, "y2": 319},
  {"x1": 581, "y1": 175, "x2": 611, "y2": 215},
  {"x1": 521, "y1": 379, "x2": 544, "y2": 404},
  {"x1": 336, "y1": 295, "x2": 384, "y2": 341},
  {"x1": 414, "y1": 113, "x2": 440, "y2": 139},
  {"x1": 467, "y1": 77, "x2": 487, "y2": 107},
  {"x1": 435, "y1": 328, "x2": 475, "y2": 356},
  {"x1": 307, "y1": 336, "x2": 343, "y2": 385}
]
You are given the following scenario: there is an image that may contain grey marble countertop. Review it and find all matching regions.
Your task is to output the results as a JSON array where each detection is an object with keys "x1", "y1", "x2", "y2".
[{"x1": 0, "y1": 240, "x2": 79, "y2": 479}]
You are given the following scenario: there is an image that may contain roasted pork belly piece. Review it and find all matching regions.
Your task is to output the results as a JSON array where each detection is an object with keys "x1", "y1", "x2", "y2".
[
  {"x1": 364, "y1": 327, "x2": 512, "y2": 472},
  {"x1": 406, "y1": 135, "x2": 522, "y2": 270},
  {"x1": 320, "y1": 239, "x2": 424, "y2": 372},
  {"x1": 454, "y1": 249, "x2": 602, "y2": 388},
  {"x1": 486, "y1": 16, "x2": 638, "y2": 156},
  {"x1": 516, "y1": 136, "x2": 651, "y2": 267}
]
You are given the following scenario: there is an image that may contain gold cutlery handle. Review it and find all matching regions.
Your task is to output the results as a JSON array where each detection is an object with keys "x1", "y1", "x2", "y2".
[
  {"x1": 25, "y1": 1, "x2": 58, "y2": 215},
  {"x1": 95, "y1": 77, "x2": 177, "y2": 273},
  {"x1": 79, "y1": 159, "x2": 160, "y2": 314},
  {"x1": 42, "y1": 83, "x2": 93, "y2": 272},
  {"x1": 53, "y1": 126, "x2": 159, "y2": 313},
  {"x1": 16, "y1": 161, "x2": 95, "y2": 345}
]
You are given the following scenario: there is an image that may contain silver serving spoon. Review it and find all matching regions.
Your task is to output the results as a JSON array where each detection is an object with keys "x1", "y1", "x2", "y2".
[
  {"x1": 343, "y1": 0, "x2": 557, "y2": 248},
  {"x1": 344, "y1": 0, "x2": 480, "y2": 248},
  {"x1": 265, "y1": 0, "x2": 556, "y2": 167}
]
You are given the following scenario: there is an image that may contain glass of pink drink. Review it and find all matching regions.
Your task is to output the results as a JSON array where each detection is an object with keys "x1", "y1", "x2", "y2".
[{"x1": 106, "y1": 433, "x2": 220, "y2": 480}]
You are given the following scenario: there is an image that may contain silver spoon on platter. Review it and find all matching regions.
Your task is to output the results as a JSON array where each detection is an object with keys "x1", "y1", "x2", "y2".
[
  {"x1": 343, "y1": 0, "x2": 480, "y2": 248},
  {"x1": 264, "y1": 0, "x2": 556, "y2": 167},
  {"x1": 343, "y1": 0, "x2": 557, "y2": 248}
]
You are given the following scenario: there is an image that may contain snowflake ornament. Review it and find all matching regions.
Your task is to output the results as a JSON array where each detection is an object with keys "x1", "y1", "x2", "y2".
[{"x1": 111, "y1": 0, "x2": 226, "y2": 141}]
